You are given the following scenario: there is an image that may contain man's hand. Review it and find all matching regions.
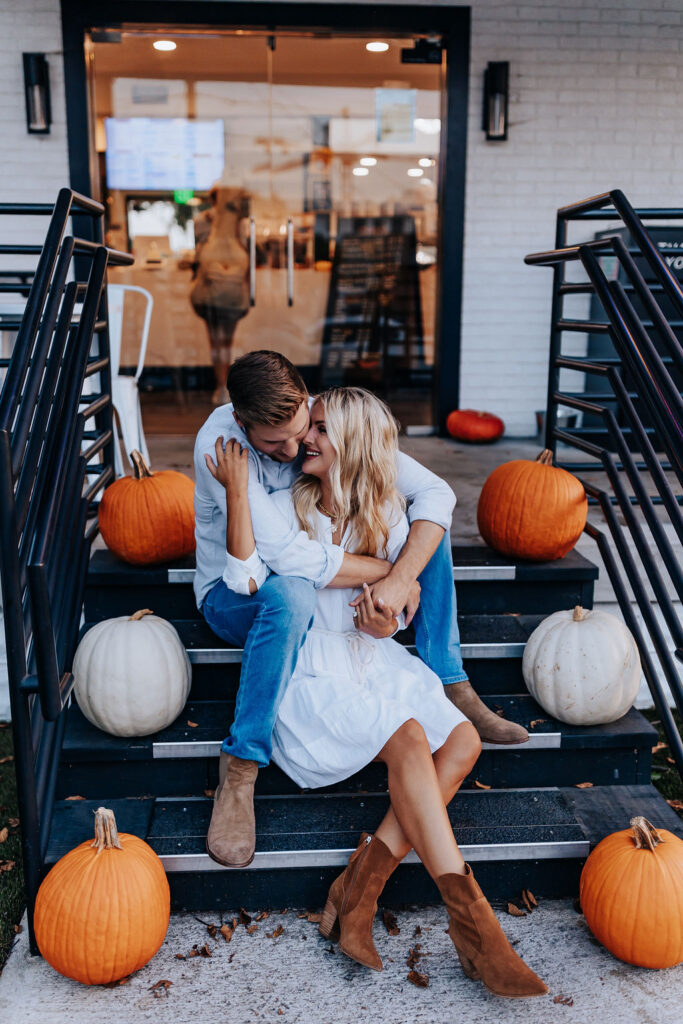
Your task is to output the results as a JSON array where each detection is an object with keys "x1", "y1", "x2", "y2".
[
  {"x1": 350, "y1": 574, "x2": 421, "y2": 626},
  {"x1": 205, "y1": 436, "x2": 249, "y2": 496},
  {"x1": 353, "y1": 583, "x2": 398, "y2": 639}
]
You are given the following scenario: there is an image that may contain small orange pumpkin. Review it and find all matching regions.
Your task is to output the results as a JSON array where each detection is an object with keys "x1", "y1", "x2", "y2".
[
  {"x1": 34, "y1": 806, "x2": 170, "y2": 984},
  {"x1": 446, "y1": 409, "x2": 505, "y2": 443},
  {"x1": 99, "y1": 450, "x2": 195, "y2": 565},
  {"x1": 477, "y1": 448, "x2": 587, "y2": 561},
  {"x1": 580, "y1": 816, "x2": 683, "y2": 969}
]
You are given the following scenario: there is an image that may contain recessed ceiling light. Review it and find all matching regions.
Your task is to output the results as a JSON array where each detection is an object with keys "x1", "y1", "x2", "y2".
[
  {"x1": 153, "y1": 40, "x2": 176, "y2": 52},
  {"x1": 407, "y1": 167, "x2": 424, "y2": 177},
  {"x1": 415, "y1": 118, "x2": 441, "y2": 135},
  {"x1": 418, "y1": 157, "x2": 435, "y2": 168},
  {"x1": 359, "y1": 157, "x2": 377, "y2": 167},
  {"x1": 352, "y1": 167, "x2": 370, "y2": 176},
  {"x1": 366, "y1": 41, "x2": 389, "y2": 53}
]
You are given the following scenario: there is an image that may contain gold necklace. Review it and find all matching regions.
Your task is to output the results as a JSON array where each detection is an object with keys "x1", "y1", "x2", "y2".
[{"x1": 317, "y1": 500, "x2": 338, "y2": 521}]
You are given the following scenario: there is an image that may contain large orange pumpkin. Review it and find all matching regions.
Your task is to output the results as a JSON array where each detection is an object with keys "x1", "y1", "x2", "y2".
[
  {"x1": 99, "y1": 450, "x2": 195, "y2": 565},
  {"x1": 34, "y1": 807, "x2": 170, "y2": 984},
  {"x1": 477, "y1": 448, "x2": 587, "y2": 561},
  {"x1": 446, "y1": 409, "x2": 505, "y2": 443},
  {"x1": 580, "y1": 816, "x2": 683, "y2": 969}
]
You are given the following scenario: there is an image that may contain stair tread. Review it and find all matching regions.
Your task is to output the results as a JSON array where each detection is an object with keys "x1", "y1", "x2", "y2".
[
  {"x1": 62, "y1": 695, "x2": 657, "y2": 762},
  {"x1": 86, "y1": 545, "x2": 599, "y2": 584}
]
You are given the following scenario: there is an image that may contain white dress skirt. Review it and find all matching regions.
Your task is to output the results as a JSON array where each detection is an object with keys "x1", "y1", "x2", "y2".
[{"x1": 223, "y1": 490, "x2": 469, "y2": 790}]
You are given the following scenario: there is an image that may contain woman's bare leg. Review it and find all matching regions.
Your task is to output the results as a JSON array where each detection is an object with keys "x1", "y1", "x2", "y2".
[{"x1": 374, "y1": 721, "x2": 480, "y2": 869}]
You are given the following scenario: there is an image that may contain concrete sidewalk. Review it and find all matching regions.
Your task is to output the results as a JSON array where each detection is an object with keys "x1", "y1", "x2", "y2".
[{"x1": 2, "y1": 900, "x2": 682, "y2": 1024}]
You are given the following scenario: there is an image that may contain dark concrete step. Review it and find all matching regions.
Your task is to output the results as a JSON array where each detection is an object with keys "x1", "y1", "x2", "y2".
[
  {"x1": 57, "y1": 695, "x2": 656, "y2": 798},
  {"x1": 84, "y1": 546, "x2": 598, "y2": 621},
  {"x1": 45, "y1": 785, "x2": 682, "y2": 907}
]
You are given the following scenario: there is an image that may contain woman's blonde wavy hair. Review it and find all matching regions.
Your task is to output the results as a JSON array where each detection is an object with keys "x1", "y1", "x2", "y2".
[{"x1": 291, "y1": 387, "x2": 405, "y2": 557}]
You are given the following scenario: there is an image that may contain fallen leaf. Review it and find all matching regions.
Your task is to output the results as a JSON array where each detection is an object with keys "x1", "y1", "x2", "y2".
[
  {"x1": 150, "y1": 980, "x2": 173, "y2": 997},
  {"x1": 8, "y1": 818, "x2": 19, "y2": 828},
  {"x1": 474, "y1": 780, "x2": 491, "y2": 790},
  {"x1": 574, "y1": 782, "x2": 593, "y2": 789},
  {"x1": 652, "y1": 741, "x2": 667, "y2": 754},
  {"x1": 305, "y1": 912, "x2": 321, "y2": 924},
  {"x1": 521, "y1": 888, "x2": 538, "y2": 911},
  {"x1": 256, "y1": 911, "x2": 271, "y2": 921},
  {"x1": 267, "y1": 925, "x2": 284, "y2": 939},
  {"x1": 13, "y1": 924, "x2": 22, "y2": 934},
  {"x1": 199, "y1": 943, "x2": 212, "y2": 958},
  {"x1": 0, "y1": 756, "x2": 14, "y2": 764},
  {"x1": 187, "y1": 720, "x2": 198, "y2": 728},
  {"x1": 0, "y1": 861, "x2": 15, "y2": 872},
  {"x1": 103, "y1": 975, "x2": 130, "y2": 988},
  {"x1": 553, "y1": 995, "x2": 574, "y2": 1006},
  {"x1": 204, "y1": 789, "x2": 215, "y2": 798},
  {"x1": 529, "y1": 719, "x2": 547, "y2": 729},
  {"x1": 0, "y1": 828, "x2": 8, "y2": 844},
  {"x1": 207, "y1": 923, "x2": 218, "y2": 939},
  {"x1": 382, "y1": 910, "x2": 400, "y2": 936},
  {"x1": 506, "y1": 903, "x2": 527, "y2": 917},
  {"x1": 228, "y1": 953, "x2": 235, "y2": 963},
  {"x1": 175, "y1": 953, "x2": 186, "y2": 960},
  {"x1": 278, "y1": 1011, "x2": 284, "y2": 1017},
  {"x1": 667, "y1": 799, "x2": 683, "y2": 811},
  {"x1": 407, "y1": 969, "x2": 429, "y2": 988},
  {"x1": 246, "y1": 925, "x2": 258, "y2": 935},
  {"x1": 406, "y1": 944, "x2": 422, "y2": 968},
  {"x1": 219, "y1": 924, "x2": 234, "y2": 943},
  {"x1": 65, "y1": 795, "x2": 85, "y2": 801},
  {"x1": 413, "y1": 925, "x2": 422, "y2": 938},
  {"x1": 667, "y1": 757, "x2": 676, "y2": 765},
  {"x1": 239, "y1": 908, "x2": 252, "y2": 926}
]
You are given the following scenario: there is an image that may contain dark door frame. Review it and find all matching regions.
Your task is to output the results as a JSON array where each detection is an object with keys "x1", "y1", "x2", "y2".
[{"x1": 60, "y1": 1, "x2": 470, "y2": 431}]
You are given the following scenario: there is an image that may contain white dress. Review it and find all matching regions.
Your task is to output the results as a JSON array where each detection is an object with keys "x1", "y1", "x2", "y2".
[{"x1": 224, "y1": 490, "x2": 468, "y2": 790}]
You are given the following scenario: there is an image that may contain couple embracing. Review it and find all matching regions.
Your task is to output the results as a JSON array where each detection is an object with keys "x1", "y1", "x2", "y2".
[{"x1": 193, "y1": 350, "x2": 546, "y2": 999}]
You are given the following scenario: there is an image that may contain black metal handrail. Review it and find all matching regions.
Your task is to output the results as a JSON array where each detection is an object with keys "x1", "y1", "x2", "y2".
[
  {"x1": 526, "y1": 189, "x2": 683, "y2": 775},
  {"x1": 0, "y1": 188, "x2": 133, "y2": 953}
]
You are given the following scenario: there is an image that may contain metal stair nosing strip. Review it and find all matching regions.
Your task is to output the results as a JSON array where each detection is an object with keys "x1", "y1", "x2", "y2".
[
  {"x1": 151, "y1": 732, "x2": 562, "y2": 759},
  {"x1": 186, "y1": 640, "x2": 527, "y2": 665},
  {"x1": 157, "y1": 839, "x2": 589, "y2": 873},
  {"x1": 167, "y1": 565, "x2": 518, "y2": 584}
]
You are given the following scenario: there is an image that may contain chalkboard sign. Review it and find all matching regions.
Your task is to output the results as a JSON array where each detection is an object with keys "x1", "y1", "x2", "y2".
[{"x1": 320, "y1": 215, "x2": 424, "y2": 391}]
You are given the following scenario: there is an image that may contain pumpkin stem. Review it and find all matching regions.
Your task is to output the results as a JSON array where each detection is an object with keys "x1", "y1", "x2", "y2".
[
  {"x1": 130, "y1": 450, "x2": 154, "y2": 479},
  {"x1": 129, "y1": 609, "x2": 154, "y2": 621},
  {"x1": 573, "y1": 606, "x2": 586, "y2": 622},
  {"x1": 91, "y1": 807, "x2": 123, "y2": 853},
  {"x1": 630, "y1": 816, "x2": 664, "y2": 852},
  {"x1": 535, "y1": 449, "x2": 554, "y2": 466}
]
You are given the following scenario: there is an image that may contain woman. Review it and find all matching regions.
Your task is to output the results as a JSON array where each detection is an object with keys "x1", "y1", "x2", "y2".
[{"x1": 215, "y1": 387, "x2": 547, "y2": 999}]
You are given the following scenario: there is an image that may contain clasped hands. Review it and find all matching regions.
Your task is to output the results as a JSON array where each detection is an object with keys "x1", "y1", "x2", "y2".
[{"x1": 350, "y1": 578, "x2": 421, "y2": 639}]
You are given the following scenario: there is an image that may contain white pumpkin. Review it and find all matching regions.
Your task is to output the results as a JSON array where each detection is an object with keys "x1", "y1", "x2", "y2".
[
  {"x1": 73, "y1": 609, "x2": 192, "y2": 737},
  {"x1": 522, "y1": 605, "x2": 641, "y2": 726}
]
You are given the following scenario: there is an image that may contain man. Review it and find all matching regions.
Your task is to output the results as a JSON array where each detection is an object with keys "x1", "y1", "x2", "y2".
[{"x1": 194, "y1": 351, "x2": 528, "y2": 868}]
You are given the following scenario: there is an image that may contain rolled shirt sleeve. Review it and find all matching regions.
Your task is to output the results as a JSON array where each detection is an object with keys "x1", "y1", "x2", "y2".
[
  {"x1": 222, "y1": 547, "x2": 269, "y2": 596},
  {"x1": 395, "y1": 451, "x2": 456, "y2": 532}
]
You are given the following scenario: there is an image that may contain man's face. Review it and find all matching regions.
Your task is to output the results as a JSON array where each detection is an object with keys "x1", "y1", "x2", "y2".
[{"x1": 240, "y1": 400, "x2": 311, "y2": 462}]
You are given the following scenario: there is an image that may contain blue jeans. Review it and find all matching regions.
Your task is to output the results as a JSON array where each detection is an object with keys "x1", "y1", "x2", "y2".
[{"x1": 202, "y1": 531, "x2": 467, "y2": 766}]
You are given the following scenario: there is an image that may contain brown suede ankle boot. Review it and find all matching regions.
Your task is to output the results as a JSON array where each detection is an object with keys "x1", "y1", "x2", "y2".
[
  {"x1": 438, "y1": 866, "x2": 547, "y2": 998},
  {"x1": 444, "y1": 681, "x2": 529, "y2": 744},
  {"x1": 206, "y1": 752, "x2": 258, "y2": 868},
  {"x1": 318, "y1": 833, "x2": 400, "y2": 971}
]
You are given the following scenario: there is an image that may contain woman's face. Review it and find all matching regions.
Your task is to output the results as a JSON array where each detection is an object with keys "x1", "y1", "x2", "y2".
[{"x1": 301, "y1": 400, "x2": 336, "y2": 479}]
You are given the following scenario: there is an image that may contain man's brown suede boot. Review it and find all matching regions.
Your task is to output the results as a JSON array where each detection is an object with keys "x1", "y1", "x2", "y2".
[
  {"x1": 438, "y1": 866, "x2": 547, "y2": 998},
  {"x1": 444, "y1": 681, "x2": 529, "y2": 744},
  {"x1": 318, "y1": 833, "x2": 400, "y2": 971},
  {"x1": 206, "y1": 751, "x2": 258, "y2": 868}
]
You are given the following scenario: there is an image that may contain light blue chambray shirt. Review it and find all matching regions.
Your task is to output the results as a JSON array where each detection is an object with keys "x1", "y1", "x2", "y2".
[{"x1": 193, "y1": 401, "x2": 456, "y2": 610}]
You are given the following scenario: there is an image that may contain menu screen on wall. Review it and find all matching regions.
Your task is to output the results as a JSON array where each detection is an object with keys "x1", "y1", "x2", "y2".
[{"x1": 105, "y1": 118, "x2": 225, "y2": 190}]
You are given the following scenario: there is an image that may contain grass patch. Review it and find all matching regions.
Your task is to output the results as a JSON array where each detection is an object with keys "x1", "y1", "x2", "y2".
[
  {"x1": 0, "y1": 724, "x2": 24, "y2": 972},
  {"x1": 642, "y1": 707, "x2": 683, "y2": 818}
]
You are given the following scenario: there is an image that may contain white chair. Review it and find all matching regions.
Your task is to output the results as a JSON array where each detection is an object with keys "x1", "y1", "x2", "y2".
[{"x1": 106, "y1": 284, "x2": 153, "y2": 477}]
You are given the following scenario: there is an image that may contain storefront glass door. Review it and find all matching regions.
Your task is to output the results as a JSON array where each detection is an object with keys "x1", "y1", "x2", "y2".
[{"x1": 91, "y1": 28, "x2": 444, "y2": 428}]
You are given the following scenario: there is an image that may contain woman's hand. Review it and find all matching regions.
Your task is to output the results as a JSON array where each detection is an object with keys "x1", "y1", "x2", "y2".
[
  {"x1": 205, "y1": 436, "x2": 249, "y2": 496},
  {"x1": 353, "y1": 582, "x2": 398, "y2": 639}
]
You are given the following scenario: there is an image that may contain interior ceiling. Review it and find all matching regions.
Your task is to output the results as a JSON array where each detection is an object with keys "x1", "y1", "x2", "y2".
[{"x1": 91, "y1": 31, "x2": 444, "y2": 90}]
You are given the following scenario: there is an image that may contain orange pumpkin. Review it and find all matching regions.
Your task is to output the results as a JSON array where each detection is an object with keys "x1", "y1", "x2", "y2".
[
  {"x1": 580, "y1": 816, "x2": 683, "y2": 969},
  {"x1": 34, "y1": 807, "x2": 170, "y2": 984},
  {"x1": 477, "y1": 448, "x2": 587, "y2": 561},
  {"x1": 446, "y1": 409, "x2": 505, "y2": 443},
  {"x1": 99, "y1": 450, "x2": 195, "y2": 565}
]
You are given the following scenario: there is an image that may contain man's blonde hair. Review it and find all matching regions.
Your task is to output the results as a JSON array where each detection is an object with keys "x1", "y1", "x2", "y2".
[{"x1": 292, "y1": 387, "x2": 405, "y2": 557}]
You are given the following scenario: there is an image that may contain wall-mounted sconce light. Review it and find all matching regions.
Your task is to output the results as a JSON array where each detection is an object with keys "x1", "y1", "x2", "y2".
[
  {"x1": 483, "y1": 61, "x2": 509, "y2": 141},
  {"x1": 23, "y1": 53, "x2": 51, "y2": 134}
]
